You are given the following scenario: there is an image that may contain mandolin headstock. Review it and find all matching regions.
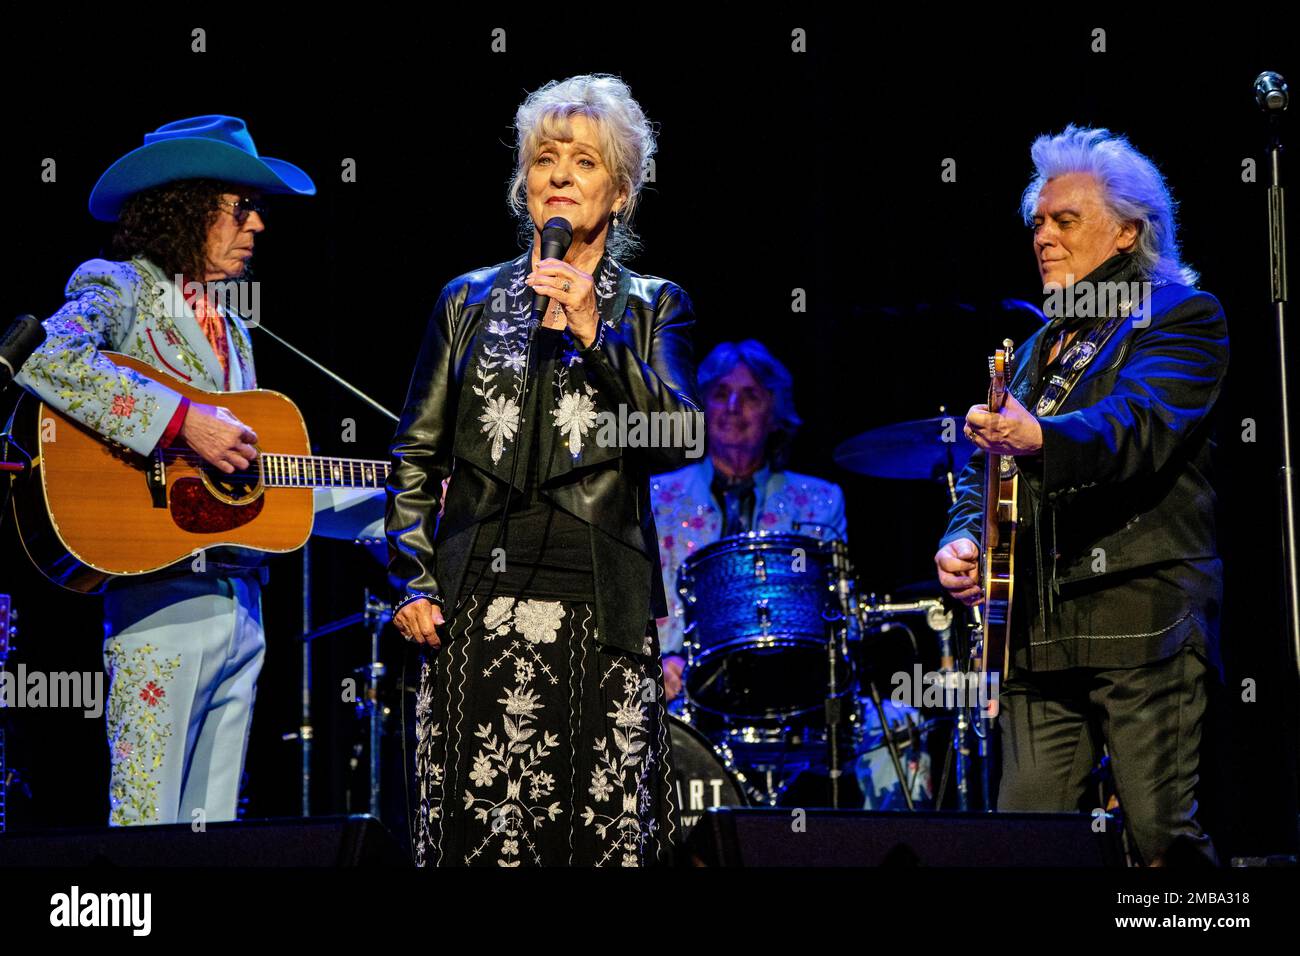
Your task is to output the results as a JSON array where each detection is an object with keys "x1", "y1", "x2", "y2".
[{"x1": 987, "y1": 338, "x2": 1016, "y2": 413}]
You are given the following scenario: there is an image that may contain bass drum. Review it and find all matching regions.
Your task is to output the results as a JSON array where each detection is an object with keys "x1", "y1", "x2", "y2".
[{"x1": 667, "y1": 715, "x2": 751, "y2": 839}]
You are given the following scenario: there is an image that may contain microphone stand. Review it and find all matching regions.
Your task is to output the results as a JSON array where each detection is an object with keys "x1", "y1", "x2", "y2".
[
  {"x1": 0, "y1": 403, "x2": 33, "y2": 544},
  {"x1": 255, "y1": 323, "x2": 399, "y2": 425},
  {"x1": 251, "y1": 323, "x2": 399, "y2": 817},
  {"x1": 938, "y1": 407, "x2": 987, "y2": 812},
  {"x1": 1, "y1": 315, "x2": 46, "y2": 536},
  {"x1": 1254, "y1": 73, "x2": 1300, "y2": 680}
]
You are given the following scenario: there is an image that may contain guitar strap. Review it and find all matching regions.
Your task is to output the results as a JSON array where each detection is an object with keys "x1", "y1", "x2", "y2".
[
  {"x1": 1033, "y1": 294, "x2": 1141, "y2": 418},
  {"x1": 1024, "y1": 291, "x2": 1146, "y2": 641}
]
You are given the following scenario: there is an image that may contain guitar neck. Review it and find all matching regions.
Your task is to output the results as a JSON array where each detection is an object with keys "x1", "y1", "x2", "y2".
[{"x1": 259, "y1": 454, "x2": 390, "y2": 489}]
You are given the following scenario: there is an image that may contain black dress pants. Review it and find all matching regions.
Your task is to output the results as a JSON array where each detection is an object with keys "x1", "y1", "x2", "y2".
[{"x1": 996, "y1": 644, "x2": 1216, "y2": 866}]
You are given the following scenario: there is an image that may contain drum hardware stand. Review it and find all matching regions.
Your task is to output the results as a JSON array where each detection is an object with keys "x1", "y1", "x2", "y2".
[
  {"x1": 752, "y1": 598, "x2": 830, "y2": 808},
  {"x1": 967, "y1": 637, "x2": 994, "y2": 812},
  {"x1": 941, "y1": 432, "x2": 995, "y2": 813},
  {"x1": 859, "y1": 679, "x2": 914, "y2": 811},
  {"x1": 933, "y1": 615, "x2": 967, "y2": 811},
  {"x1": 298, "y1": 541, "x2": 312, "y2": 816},
  {"x1": 752, "y1": 758, "x2": 797, "y2": 808},
  {"x1": 1090, "y1": 745, "x2": 1134, "y2": 867},
  {"x1": 357, "y1": 590, "x2": 392, "y2": 818},
  {"x1": 298, "y1": 588, "x2": 393, "y2": 818},
  {"x1": 825, "y1": 542, "x2": 854, "y2": 810},
  {"x1": 251, "y1": 322, "x2": 400, "y2": 817},
  {"x1": 857, "y1": 597, "x2": 953, "y2": 812},
  {"x1": 677, "y1": 626, "x2": 793, "y2": 806}
]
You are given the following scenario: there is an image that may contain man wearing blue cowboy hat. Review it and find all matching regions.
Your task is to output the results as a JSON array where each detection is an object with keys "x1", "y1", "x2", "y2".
[{"x1": 14, "y1": 115, "x2": 315, "y2": 826}]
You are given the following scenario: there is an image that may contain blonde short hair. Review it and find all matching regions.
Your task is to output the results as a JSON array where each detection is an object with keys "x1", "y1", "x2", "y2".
[{"x1": 508, "y1": 74, "x2": 656, "y2": 258}]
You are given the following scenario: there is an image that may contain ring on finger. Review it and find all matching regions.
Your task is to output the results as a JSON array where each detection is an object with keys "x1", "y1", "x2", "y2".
[{"x1": 562, "y1": 279, "x2": 571, "y2": 292}]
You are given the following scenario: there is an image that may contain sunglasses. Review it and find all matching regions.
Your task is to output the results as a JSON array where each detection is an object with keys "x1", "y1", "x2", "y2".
[{"x1": 216, "y1": 196, "x2": 266, "y2": 224}]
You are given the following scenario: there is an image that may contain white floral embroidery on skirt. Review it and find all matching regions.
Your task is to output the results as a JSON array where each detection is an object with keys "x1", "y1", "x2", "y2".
[{"x1": 413, "y1": 595, "x2": 678, "y2": 866}]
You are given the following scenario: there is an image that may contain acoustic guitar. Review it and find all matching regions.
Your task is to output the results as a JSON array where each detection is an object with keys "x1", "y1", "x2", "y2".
[
  {"x1": 6, "y1": 353, "x2": 390, "y2": 593},
  {"x1": 978, "y1": 338, "x2": 1018, "y2": 696}
]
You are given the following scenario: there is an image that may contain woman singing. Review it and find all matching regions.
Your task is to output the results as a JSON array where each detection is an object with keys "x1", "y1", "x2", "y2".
[{"x1": 385, "y1": 74, "x2": 700, "y2": 866}]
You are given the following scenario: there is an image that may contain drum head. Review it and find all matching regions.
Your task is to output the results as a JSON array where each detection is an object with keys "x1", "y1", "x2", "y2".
[{"x1": 679, "y1": 532, "x2": 852, "y2": 720}]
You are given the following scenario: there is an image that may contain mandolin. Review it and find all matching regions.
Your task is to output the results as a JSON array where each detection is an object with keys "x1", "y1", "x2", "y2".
[
  {"x1": 5, "y1": 353, "x2": 390, "y2": 593},
  {"x1": 978, "y1": 338, "x2": 1018, "y2": 702}
]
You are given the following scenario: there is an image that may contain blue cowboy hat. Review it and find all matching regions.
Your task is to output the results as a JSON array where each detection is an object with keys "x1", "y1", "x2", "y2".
[{"x1": 88, "y1": 115, "x2": 316, "y2": 221}]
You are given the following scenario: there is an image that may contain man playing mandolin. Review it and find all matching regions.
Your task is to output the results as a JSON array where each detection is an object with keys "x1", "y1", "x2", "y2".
[
  {"x1": 935, "y1": 126, "x2": 1228, "y2": 866},
  {"x1": 13, "y1": 116, "x2": 315, "y2": 825}
]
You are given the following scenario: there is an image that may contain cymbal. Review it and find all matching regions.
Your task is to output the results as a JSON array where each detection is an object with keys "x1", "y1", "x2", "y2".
[{"x1": 834, "y1": 416, "x2": 977, "y2": 481}]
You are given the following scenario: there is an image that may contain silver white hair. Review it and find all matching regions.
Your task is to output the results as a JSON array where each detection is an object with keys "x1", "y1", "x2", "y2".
[
  {"x1": 508, "y1": 74, "x2": 657, "y2": 259},
  {"x1": 1020, "y1": 125, "x2": 1198, "y2": 287}
]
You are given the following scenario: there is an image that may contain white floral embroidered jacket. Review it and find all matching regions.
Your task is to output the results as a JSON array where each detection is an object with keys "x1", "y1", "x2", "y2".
[
  {"x1": 387, "y1": 250, "x2": 701, "y2": 657},
  {"x1": 14, "y1": 256, "x2": 256, "y2": 456}
]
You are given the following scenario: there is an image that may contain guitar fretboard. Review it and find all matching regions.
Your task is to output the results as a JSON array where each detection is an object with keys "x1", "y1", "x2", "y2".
[{"x1": 260, "y1": 454, "x2": 390, "y2": 489}]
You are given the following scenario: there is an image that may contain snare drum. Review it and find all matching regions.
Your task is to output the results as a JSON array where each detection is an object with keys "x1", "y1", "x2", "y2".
[{"x1": 677, "y1": 532, "x2": 853, "y2": 721}]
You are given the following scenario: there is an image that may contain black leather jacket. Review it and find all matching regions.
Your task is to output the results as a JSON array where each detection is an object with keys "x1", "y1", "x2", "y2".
[
  {"x1": 386, "y1": 250, "x2": 701, "y2": 655},
  {"x1": 941, "y1": 271, "x2": 1229, "y2": 671}
]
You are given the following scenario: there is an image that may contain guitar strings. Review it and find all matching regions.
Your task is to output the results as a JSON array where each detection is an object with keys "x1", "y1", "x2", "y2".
[{"x1": 157, "y1": 449, "x2": 390, "y2": 485}]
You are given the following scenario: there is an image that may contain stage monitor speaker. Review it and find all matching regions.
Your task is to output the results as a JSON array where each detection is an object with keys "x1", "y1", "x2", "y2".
[
  {"x1": 0, "y1": 814, "x2": 409, "y2": 867},
  {"x1": 685, "y1": 809, "x2": 1124, "y2": 866}
]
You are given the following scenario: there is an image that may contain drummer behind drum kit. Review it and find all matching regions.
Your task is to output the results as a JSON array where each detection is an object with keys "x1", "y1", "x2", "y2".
[{"x1": 667, "y1": 411, "x2": 996, "y2": 828}]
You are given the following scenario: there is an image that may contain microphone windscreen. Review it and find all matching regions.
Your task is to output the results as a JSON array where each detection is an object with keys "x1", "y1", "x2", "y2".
[
  {"x1": 0, "y1": 314, "x2": 45, "y2": 384},
  {"x1": 540, "y1": 217, "x2": 573, "y2": 260}
]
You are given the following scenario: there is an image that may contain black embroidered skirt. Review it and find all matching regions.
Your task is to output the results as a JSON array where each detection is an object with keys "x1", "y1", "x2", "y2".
[{"x1": 413, "y1": 594, "x2": 680, "y2": 866}]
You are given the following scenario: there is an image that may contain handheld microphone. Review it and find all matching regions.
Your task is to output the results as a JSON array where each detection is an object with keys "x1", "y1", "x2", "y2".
[
  {"x1": 531, "y1": 217, "x2": 574, "y2": 324},
  {"x1": 0, "y1": 315, "x2": 45, "y2": 388}
]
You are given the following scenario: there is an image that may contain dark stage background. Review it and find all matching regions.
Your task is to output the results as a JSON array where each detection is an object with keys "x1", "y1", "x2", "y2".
[{"x1": 2, "y1": 14, "x2": 1296, "y2": 859}]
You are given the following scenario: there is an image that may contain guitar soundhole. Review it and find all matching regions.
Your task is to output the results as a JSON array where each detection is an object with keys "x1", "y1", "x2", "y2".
[{"x1": 170, "y1": 477, "x2": 264, "y2": 533}]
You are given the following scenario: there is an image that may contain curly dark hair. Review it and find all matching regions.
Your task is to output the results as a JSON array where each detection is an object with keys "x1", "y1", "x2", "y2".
[{"x1": 109, "y1": 178, "x2": 234, "y2": 281}]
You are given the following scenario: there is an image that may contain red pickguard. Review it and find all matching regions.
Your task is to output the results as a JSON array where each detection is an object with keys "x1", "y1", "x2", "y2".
[{"x1": 169, "y1": 478, "x2": 265, "y2": 533}]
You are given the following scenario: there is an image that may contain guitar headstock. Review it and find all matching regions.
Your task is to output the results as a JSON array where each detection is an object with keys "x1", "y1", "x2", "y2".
[{"x1": 987, "y1": 338, "x2": 1016, "y2": 412}]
